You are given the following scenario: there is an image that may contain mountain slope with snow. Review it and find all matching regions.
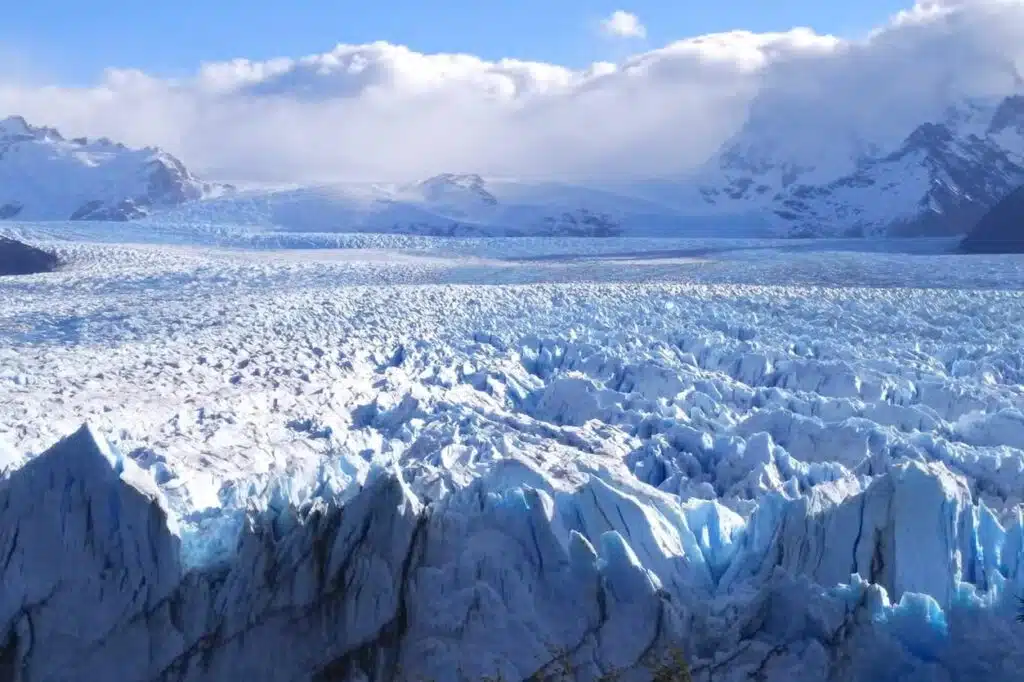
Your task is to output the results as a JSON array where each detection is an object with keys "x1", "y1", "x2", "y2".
[
  {"x1": 769, "y1": 122, "x2": 1024, "y2": 237},
  {"x1": 0, "y1": 116, "x2": 226, "y2": 222},
  {"x1": 692, "y1": 95, "x2": 1024, "y2": 237},
  {"x1": 155, "y1": 173, "x2": 774, "y2": 237},
  {"x1": 154, "y1": 94, "x2": 1024, "y2": 239},
  {"x1": 6, "y1": 92, "x2": 1024, "y2": 238}
]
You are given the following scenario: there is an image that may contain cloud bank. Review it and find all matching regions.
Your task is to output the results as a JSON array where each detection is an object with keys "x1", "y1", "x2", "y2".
[{"x1": 1, "y1": 0, "x2": 1023, "y2": 184}]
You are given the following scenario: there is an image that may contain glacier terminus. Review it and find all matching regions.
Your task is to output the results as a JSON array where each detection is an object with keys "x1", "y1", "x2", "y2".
[{"x1": 0, "y1": 227, "x2": 1023, "y2": 681}]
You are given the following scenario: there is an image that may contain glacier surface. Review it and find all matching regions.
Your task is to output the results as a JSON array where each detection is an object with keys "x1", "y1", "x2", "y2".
[{"x1": 1, "y1": 223, "x2": 1024, "y2": 680}]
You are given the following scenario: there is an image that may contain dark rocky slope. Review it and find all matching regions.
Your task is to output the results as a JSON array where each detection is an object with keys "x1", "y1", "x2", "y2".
[
  {"x1": 0, "y1": 237, "x2": 58, "y2": 275},
  {"x1": 960, "y1": 184, "x2": 1024, "y2": 253}
]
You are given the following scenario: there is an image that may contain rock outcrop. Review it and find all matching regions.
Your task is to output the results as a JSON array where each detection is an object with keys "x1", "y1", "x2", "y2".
[
  {"x1": 0, "y1": 237, "x2": 58, "y2": 276},
  {"x1": 960, "y1": 184, "x2": 1024, "y2": 253}
]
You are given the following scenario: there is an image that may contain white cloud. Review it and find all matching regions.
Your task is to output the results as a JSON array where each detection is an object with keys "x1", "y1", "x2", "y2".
[
  {"x1": 1, "y1": 1, "x2": 1023, "y2": 184},
  {"x1": 600, "y1": 10, "x2": 647, "y2": 39}
]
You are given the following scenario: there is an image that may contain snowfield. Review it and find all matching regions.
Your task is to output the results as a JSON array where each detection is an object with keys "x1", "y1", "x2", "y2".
[{"x1": 1, "y1": 223, "x2": 1024, "y2": 681}]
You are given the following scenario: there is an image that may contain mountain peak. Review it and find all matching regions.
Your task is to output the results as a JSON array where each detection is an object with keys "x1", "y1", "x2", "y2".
[
  {"x1": 0, "y1": 115, "x2": 30, "y2": 135},
  {"x1": 0, "y1": 115, "x2": 64, "y2": 142},
  {"x1": 988, "y1": 94, "x2": 1024, "y2": 136},
  {"x1": 416, "y1": 172, "x2": 497, "y2": 206},
  {"x1": 0, "y1": 117, "x2": 223, "y2": 222},
  {"x1": 893, "y1": 122, "x2": 956, "y2": 157},
  {"x1": 768, "y1": 110, "x2": 1024, "y2": 237},
  {"x1": 419, "y1": 172, "x2": 486, "y2": 190}
]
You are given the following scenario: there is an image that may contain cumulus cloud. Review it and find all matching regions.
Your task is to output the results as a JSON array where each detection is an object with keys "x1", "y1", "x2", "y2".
[
  {"x1": 1, "y1": 1, "x2": 1023, "y2": 184},
  {"x1": 600, "y1": 10, "x2": 647, "y2": 39}
]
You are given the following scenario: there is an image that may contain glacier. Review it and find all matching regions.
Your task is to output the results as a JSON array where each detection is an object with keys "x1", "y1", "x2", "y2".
[{"x1": 1, "y1": 224, "x2": 1024, "y2": 680}]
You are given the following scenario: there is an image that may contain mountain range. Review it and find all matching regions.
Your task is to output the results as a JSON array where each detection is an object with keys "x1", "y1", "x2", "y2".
[
  {"x1": 735, "y1": 96, "x2": 1024, "y2": 237},
  {"x1": 2, "y1": 94, "x2": 1024, "y2": 237},
  {"x1": 0, "y1": 116, "x2": 228, "y2": 222}
]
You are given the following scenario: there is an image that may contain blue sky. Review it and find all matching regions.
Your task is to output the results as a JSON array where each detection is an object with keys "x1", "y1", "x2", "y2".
[{"x1": 4, "y1": 0, "x2": 911, "y2": 83}]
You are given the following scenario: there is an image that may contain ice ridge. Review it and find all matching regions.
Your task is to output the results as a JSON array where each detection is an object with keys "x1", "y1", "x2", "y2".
[{"x1": 1, "y1": 423, "x2": 1024, "y2": 680}]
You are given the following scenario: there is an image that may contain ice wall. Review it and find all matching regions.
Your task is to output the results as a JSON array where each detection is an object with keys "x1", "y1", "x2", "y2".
[{"x1": 1, "y1": 424, "x2": 1023, "y2": 681}]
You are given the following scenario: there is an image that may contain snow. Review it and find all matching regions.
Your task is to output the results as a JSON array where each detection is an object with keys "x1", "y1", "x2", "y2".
[
  {"x1": 4, "y1": 91, "x2": 1024, "y2": 241},
  {"x1": 146, "y1": 176, "x2": 776, "y2": 238},
  {"x1": 0, "y1": 116, "x2": 216, "y2": 221},
  {"x1": 1, "y1": 221, "x2": 1024, "y2": 679},
  {"x1": 687, "y1": 94, "x2": 1024, "y2": 238}
]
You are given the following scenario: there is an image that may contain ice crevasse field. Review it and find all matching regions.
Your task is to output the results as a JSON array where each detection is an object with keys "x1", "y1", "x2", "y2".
[{"x1": 1, "y1": 221, "x2": 1024, "y2": 680}]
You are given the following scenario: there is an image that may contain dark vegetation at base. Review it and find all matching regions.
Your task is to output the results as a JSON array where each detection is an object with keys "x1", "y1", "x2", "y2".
[
  {"x1": 0, "y1": 237, "x2": 59, "y2": 276},
  {"x1": 960, "y1": 185, "x2": 1024, "y2": 254}
]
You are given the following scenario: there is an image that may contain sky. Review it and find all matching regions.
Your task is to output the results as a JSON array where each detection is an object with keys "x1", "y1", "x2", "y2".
[
  {"x1": 2, "y1": 1, "x2": 910, "y2": 82},
  {"x1": 1, "y1": 1, "x2": 1024, "y2": 184}
]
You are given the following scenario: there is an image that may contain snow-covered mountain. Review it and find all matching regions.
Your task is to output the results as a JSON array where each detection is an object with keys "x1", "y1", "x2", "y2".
[
  {"x1": 769, "y1": 121, "x2": 1024, "y2": 237},
  {"x1": 161, "y1": 94, "x2": 1024, "y2": 238},
  {"x1": 691, "y1": 95, "x2": 1024, "y2": 237},
  {"x1": 7, "y1": 94, "x2": 1024, "y2": 238},
  {"x1": 155, "y1": 172, "x2": 774, "y2": 237},
  {"x1": 0, "y1": 115, "x2": 226, "y2": 222}
]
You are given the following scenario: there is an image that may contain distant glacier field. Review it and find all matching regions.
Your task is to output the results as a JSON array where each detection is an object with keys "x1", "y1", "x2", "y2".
[{"x1": 1, "y1": 221, "x2": 1023, "y2": 681}]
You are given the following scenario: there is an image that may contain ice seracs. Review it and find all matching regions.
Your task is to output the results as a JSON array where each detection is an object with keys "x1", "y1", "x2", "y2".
[
  {"x1": 1, "y1": 233, "x2": 1024, "y2": 679},
  {"x1": 0, "y1": 115, "x2": 226, "y2": 222},
  {"x1": 3, "y1": 421, "x2": 1024, "y2": 680}
]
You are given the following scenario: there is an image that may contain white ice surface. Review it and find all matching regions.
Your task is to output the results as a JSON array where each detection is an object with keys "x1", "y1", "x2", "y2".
[{"x1": 1, "y1": 223, "x2": 1024, "y2": 680}]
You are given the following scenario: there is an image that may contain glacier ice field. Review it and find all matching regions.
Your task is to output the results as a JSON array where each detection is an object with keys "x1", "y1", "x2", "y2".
[{"x1": 1, "y1": 222, "x2": 1024, "y2": 680}]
